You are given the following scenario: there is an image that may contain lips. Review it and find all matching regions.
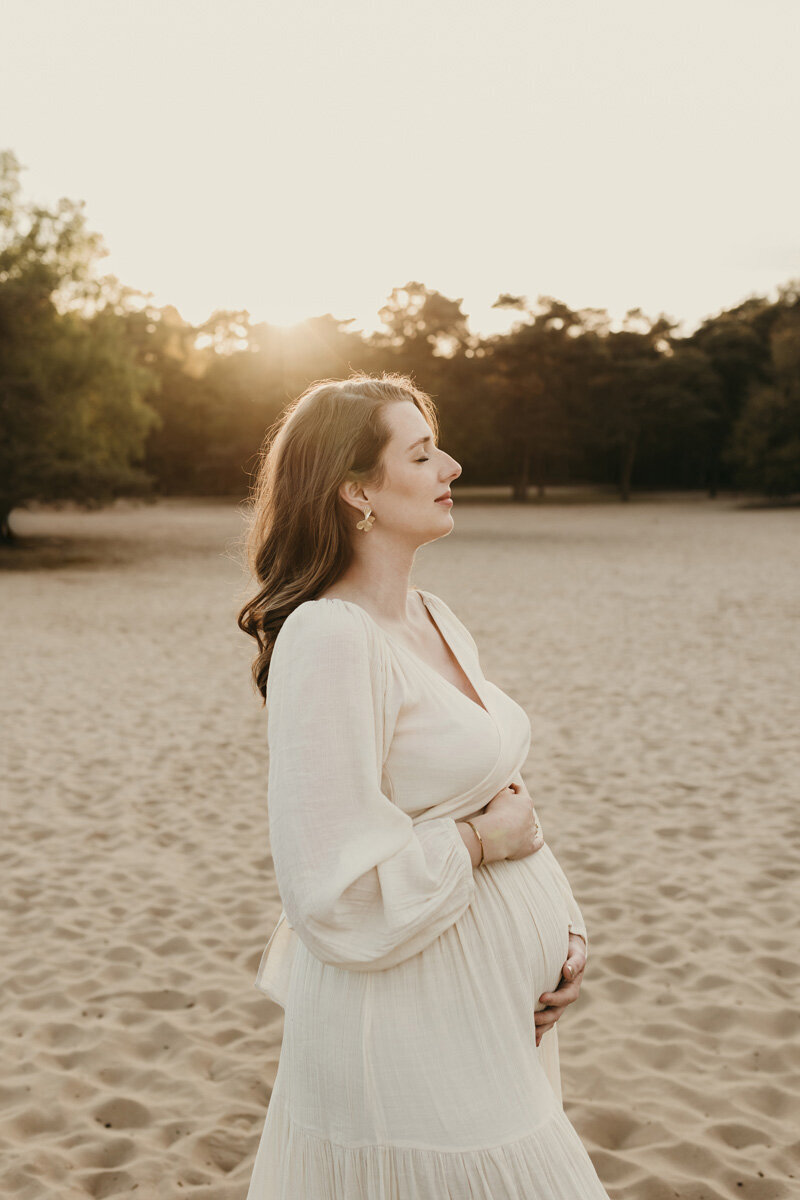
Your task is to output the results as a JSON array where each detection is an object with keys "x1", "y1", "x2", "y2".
[{"x1": 435, "y1": 491, "x2": 452, "y2": 501}]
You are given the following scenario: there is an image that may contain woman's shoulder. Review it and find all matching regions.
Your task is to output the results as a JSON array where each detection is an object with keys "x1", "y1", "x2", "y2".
[
  {"x1": 267, "y1": 599, "x2": 387, "y2": 709},
  {"x1": 273, "y1": 596, "x2": 379, "y2": 659}
]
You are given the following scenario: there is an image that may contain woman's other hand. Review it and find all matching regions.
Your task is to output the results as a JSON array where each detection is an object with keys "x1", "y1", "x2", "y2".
[
  {"x1": 480, "y1": 776, "x2": 546, "y2": 863},
  {"x1": 534, "y1": 933, "x2": 588, "y2": 1046}
]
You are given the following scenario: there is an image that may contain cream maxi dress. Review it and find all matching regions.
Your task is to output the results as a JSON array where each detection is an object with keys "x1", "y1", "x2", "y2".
[{"x1": 245, "y1": 589, "x2": 610, "y2": 1200}]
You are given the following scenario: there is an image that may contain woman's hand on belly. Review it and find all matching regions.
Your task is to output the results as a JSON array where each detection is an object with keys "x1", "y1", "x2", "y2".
[
  {"x1": 476, "y1": 777, "x2": 546, "y2": 863},
  {"x1": 534, "y1": 932, "x2": 588, "y2": 1046}
]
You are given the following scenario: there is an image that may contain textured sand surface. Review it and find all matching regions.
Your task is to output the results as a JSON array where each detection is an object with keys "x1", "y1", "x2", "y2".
[{"x1": 1, "y1": 495, "x2": 798, "y2": 1200}]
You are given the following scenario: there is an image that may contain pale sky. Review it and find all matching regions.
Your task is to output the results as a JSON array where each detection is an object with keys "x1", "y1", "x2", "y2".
[{"x1": 3, "y1": 0, "x2": 798, "y2": 339}]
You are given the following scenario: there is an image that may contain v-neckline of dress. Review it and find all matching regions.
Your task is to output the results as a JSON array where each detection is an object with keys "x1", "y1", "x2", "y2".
[{"x1": 317, "y1": 589, "x2": 492, "y2": 719}]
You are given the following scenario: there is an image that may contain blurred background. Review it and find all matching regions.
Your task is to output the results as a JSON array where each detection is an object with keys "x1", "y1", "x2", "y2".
[
  {"x1": 1, "y1": 1, "x2": 799, "y2": 540},
  {"x1": 1, "y1": 4, "x2": 798, "y2": 1200}
]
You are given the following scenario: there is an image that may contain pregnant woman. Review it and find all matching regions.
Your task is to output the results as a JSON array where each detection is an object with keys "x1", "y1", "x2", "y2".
[{"x1": 238, "y1": 372, "x2": 610, "y2": 1198}]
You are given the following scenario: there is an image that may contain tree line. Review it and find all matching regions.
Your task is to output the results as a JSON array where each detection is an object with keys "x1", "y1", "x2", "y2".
[{"x1": 2, "y1": 148, "x2": 799, "y2": 543}]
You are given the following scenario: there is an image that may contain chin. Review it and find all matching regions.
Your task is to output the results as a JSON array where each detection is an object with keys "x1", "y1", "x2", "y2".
[{"x1": 429, "y1": 518, "x2": 454, "y2": 541}]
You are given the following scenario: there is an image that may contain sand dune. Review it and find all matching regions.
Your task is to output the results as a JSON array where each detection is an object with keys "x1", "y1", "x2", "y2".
[{"x1": 1, "y1": 495, "x2": 798, "y2": 1199}]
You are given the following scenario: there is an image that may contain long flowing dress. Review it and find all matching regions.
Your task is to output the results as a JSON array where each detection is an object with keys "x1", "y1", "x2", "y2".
[{"x1": 245, "y1": 588, "x2": 610, "y2": 1199}]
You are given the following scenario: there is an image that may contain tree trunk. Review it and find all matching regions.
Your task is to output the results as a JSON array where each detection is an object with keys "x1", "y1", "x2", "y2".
[
  {"x1": 512, "y1": 445, "x2": 530, "y2": 502},
  {"x1": 619, "y1": 435, "x2": 637, "y2": 502},
  {"x1": 0, "y1": 506, "x2": 15, "y2": 544},
  {"x1": 707, "y1": 453, "x2": 719, "y2": 498},
  {"x1": 531, "y1": 447, "x2": 546, "y2": 502}
]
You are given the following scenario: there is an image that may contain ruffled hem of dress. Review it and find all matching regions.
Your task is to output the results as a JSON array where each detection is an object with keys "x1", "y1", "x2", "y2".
[{"x1": 245, "y1": 1090, "x2": 610, "y2": 1200}]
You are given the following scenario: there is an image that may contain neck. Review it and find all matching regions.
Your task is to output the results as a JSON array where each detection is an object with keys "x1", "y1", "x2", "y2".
[{"x1": 327, "y1": 553, "x2": 419, "y2": 625}]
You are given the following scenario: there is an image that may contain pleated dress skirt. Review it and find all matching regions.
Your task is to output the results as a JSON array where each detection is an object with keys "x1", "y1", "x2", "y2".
[{"x1": 245, "y1": 842, "x2": 609, "y2": 1199}]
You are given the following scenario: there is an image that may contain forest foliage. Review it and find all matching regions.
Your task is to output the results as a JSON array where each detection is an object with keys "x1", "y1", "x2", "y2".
[{"x1": 2, "y1": 149, "x2": 799, "y2": 541}]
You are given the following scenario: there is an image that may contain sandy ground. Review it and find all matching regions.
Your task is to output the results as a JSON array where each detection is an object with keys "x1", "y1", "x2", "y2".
[{"x1": 1, "y1": 495, "x2": 798, "y2": 1200}]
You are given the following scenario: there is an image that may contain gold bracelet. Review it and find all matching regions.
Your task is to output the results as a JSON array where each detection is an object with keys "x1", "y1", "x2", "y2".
[{"x1": 464, "y1": 819, "x2": 485, "y2": 868}]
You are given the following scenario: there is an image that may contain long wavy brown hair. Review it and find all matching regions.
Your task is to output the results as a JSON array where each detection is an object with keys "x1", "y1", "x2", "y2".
[{"x1": 237, "y1": 370, "x2": 439, "y2": 702}]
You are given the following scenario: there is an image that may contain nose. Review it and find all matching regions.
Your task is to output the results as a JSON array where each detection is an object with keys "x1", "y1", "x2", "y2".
[{"x1": 444, "y1": 456, "x2": 461, "y2": 484}]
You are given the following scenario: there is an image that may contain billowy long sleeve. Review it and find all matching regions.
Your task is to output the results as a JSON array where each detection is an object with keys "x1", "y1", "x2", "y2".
[{"x1": 265, "y1": 600, "x2": 477, "y2": 971}]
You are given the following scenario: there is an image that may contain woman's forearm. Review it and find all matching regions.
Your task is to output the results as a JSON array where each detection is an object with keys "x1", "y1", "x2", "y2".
[
  {"x1": 456, "y1": 814, "x2": 504, "y2": 867},
  {"x1": 456, "y1": 820, "x2": 483, "y2": 867}
]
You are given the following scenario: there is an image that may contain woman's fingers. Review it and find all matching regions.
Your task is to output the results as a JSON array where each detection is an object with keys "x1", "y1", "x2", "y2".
[
  {"x1": 536, "y1": 950, "x2": 587, "y2": 1043},
  {"x1": 539, "y1": 976, "x2": 581, "y2": 1006},
  {"x1": 562, "y1": 959, "x2": 583, "y2": 983},
  {"x1": 557, "y1": 945, "x2": 586, "y2": 986},
  {"x1": 564, "y1": 943, "x2": 587, "y2": 979},
  {"x1": 534, "y1": 1006, "x2": 562, "y2": 1027},
  {"x1": 534, "y1": 1009, "x2": 561, "y2": 1043}
]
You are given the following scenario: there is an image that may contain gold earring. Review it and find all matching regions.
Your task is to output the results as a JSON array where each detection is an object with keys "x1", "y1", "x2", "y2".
[{"x1": 356, "y1": 506, "x2": 375, "y2": 531}]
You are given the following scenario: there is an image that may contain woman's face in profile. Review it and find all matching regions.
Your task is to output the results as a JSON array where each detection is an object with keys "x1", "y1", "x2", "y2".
[{"x1": 373, "y1": 401, "x2": 461, "y2": 544}]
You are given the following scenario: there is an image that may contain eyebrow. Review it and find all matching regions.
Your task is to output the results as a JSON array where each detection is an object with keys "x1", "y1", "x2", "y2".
[{"x1": 406, "y1": 435, "x2": 433, "y2": 452}]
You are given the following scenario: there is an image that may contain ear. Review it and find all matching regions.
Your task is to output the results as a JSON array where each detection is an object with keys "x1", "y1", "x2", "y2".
[{"x1": 339, "y1": 480, "x2": 369, "y2": 511}]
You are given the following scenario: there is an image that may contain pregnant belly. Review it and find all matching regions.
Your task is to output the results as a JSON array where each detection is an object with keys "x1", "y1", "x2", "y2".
[
  {"x1": 282, "y1": 844, "x2": 573, "y2": 1144},
  {"x1": 470, "y1": 844, "x2": 572, "y2": 1012}
]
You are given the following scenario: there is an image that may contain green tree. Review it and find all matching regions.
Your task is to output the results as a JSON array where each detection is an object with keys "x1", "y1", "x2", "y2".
[
  {"x1": 685, "y1": 303, "x2": 770, "y2": 496},
  {"x1": 374, "y1": 282, "x2": 473, "y2": 358},
  {"x1": 724, "y1": 305, "x2": 800, "y2": 497},
  {"x1": 484, "y1": 297, "x2": 598, "y2": 501},
  {"x1": 585, "y1": 310, "x2": 682, "y2": 501},
  {"x1": 0, "y1": 150, "x2": 158, "y2": 542}
]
